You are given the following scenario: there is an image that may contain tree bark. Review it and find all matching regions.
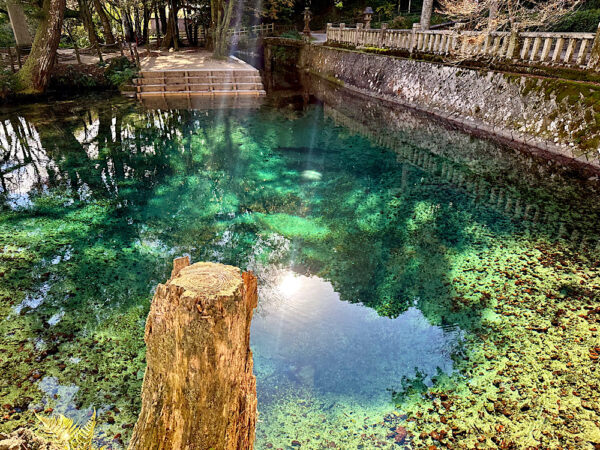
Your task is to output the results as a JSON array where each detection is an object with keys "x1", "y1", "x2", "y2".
[
  {"x1": 6, "y1": 0, "x2": 32, "y2": 47},
  {"x1": 122, "y1": 6, "x2": 135, "y2": 41},
  {"x1": 211, "y1": 0, "x2": 234, "y2": 58},
  {"x1": 15, "y1": 0, "x2": 65, "y2": 94},
  {"x1": 420, "y1": 0, "x2": 434, "y2": 30},
  {"x1": 161, "y1": 0, "x2": 179, "y2": 50},
  {"x1": 78, "y1": 0, "x2": 100, "y2": 47},
  {"x1": 92, "y1": 0, "x2": 116, "y2": 45},
  {"x1": 128, "y1": 258, "x2": 257, "y2": 450},
  {"x1": 142, "y1": 3, "x2": 150, "y2": 44},
  {"x1": 158, "y1": 3, "x2": 168, "y2": 34}
]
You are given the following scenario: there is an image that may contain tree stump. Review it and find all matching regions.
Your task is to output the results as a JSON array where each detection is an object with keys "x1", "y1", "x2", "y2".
[{"x1": 128, "y1": 257, "x2": 258, "y2": 450}]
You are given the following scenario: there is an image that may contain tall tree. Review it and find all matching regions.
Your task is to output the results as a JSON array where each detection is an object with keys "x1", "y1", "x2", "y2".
[
  {"x1": 15, "y1": 0, "x2": 66, "y2": 93},
  {"x1": 420, "y1": 0, "x2": 434, "y2": 30},
  {"x1": 6, "y1": 0, "x2": 33, "y2": 47},
  {"x1": 92, "y1": 0, "x2": 116, "y2": 45},
  {"x1": 79, "y1": 0, "x2": 100, "y2": 47},
  {"x1": 211, "y1": 0, "x2": 234, "y2": 57},
  {"x1": 161, "y1": 0, "x2": 180, "y2": 49}
]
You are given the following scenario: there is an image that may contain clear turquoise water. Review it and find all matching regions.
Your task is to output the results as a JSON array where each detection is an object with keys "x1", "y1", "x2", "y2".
[{"x1": 1, "y1": 87, "x2": 599, "y2": 448}]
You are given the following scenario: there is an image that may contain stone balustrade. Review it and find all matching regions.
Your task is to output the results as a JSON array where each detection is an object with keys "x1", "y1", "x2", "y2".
[
  {"x1": 229, "y1": 23, "x2": 275, "y2": 38},
  {"x1": 326, "y1": 23, "x2": 600, "y2": 69}
]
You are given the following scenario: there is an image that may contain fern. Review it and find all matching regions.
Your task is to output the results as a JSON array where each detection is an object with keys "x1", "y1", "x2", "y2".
[{"x1": 36, "y1": 410, "x2": 105, "y2": 450}]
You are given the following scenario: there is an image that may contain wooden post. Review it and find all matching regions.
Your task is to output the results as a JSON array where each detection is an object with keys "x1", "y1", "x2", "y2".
[
  {"x1": 587, "y1": 22, "x2": 600, "y2": 70},
  {"x1": 133, "y1": 43, "x2": 140, "y2": 68},
  {"x1": 96, "y1": 43, "x2": 104, "y2": 63},
  {"x1": 74, "y1": 42, "x2": 81, "y2": 64},
  {"x1": 15, "y1": 46, "x2": 22, "y2": 68},
  {"x1": 128, "y1": 258, "x2": 257, "y2": 450},
  {"x1": 7, "y1": 47, "x2": 15, "y2": 72}
]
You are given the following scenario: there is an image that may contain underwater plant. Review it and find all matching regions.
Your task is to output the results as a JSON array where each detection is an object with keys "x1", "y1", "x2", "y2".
[{"x1": 36, "y1": 410, "x2": 105, "y2": 450}]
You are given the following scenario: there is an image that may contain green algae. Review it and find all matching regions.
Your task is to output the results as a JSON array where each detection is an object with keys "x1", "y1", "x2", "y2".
[{"x1": 0, "y1": 88, "x2": 599, "y2": 449}]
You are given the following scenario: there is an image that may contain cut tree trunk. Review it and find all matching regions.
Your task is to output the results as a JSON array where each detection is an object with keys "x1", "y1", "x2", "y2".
[
  {"x1": 15, "y1": 0, "x2": 65, "y2": 94},
  {"x1": 128, "y1": 258, "x2": 257, "y2": 450},
  {"x1": 92, "y1": 0, "x2": 116, "y2": 45}
]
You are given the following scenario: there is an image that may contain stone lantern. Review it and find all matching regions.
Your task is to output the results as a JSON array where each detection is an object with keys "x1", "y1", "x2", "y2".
[
  {"x1": 363, "y1": 6, "x2": 374, "y2": 29},
  {"x1": 303, "y1": 7, "x2": 313, "y2": 38}
]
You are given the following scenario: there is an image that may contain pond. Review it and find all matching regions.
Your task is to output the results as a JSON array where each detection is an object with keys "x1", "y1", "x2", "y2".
[{"x1": 1, "y1": 77, "x2": 599, "y2": 449}]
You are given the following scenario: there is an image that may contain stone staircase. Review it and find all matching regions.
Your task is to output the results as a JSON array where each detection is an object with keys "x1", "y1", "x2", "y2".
[{"x1": 134, "y1": 68, "x2": 265, "y2": 99}]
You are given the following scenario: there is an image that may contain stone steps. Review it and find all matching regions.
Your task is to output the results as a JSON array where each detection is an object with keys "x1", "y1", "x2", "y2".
[{"x1": 135, "y1": 68, "x2": 265, "y2": 99}]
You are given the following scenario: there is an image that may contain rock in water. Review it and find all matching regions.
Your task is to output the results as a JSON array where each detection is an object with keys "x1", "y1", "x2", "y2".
[{"x1": 128, "y1": 258, "x2": 258, "y2": 450}]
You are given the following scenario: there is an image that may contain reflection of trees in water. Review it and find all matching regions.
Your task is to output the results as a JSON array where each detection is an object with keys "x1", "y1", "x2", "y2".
[
  {"x1": 310, "y1": 74, "x2": 600, "y2": 250},
  {"x1": 4, "y1": 92, "x2": 600, "y2": 332}
]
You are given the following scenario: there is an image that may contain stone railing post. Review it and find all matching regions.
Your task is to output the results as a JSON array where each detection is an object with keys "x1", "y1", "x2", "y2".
[
  {"x1": 340, "y1": 23, "x2": 345, "y2": 44},
  {"x1": 326, "y1": 23, "x2": 332, "y2": 42},
  {"x1": 506, "y1": 22, "x2": 521, "y2": 60},
  {"x1": 587, "y1": 22, "x2": 600, "y2": 69},
  {"x1": 355, "y1": 23, "x2": 364, "y2": 47},
  {"x1": 379, "y1": 23, "x2": 388, "y2": 48},
  {"x1": 410, "y1": 23, "x2": 421, "y2": 53},
  {"x1": 128, "y1": 257, "x2": 258, "y2": 450}
]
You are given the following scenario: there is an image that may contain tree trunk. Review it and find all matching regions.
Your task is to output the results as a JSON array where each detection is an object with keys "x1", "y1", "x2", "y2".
[
  {"x1": 128, "y1": 258, "x2": 257, "y2": 450},
  {"x1": 134, "y1": 7, "x2": 142, "y2": 41},
  {"x1": 159, "y1": 3, "x2": 168, "y2": 34},
  {"x1": 6, "y1": 0, "x2": 32, "y2": 48},
  {"x1": 211, "y1": 0, "x2": 234, "y2": 58},
  {"x1": 420, "y1": 0, "x2": 433, "y2": 30},
  {"x1": 122, "y1": 7, "x2": 134, "y2": 41},
  {"x1": 142, "y1": 3, "x2": 150, "y2": 45},
  {"x1": 15, "y1": 0, "x2": 65, "y2": 94},
  {"x1": 161, "y1": 0, "x2": 179, "y2": 50},
  {"x1": 79, "y1": 0, "x2": 100, "y2": 47},
  {"x1": 92, "y1": 0, "x2": 116, "y2": 45}
]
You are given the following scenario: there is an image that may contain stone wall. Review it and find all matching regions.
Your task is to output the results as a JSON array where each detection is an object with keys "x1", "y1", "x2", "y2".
[{"x1": 295, "y1": 44, "x2": 600, "y2": 169}]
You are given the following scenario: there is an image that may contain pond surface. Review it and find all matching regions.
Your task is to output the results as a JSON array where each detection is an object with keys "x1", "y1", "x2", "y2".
[{"x1": 1, "y1": 79, "x2": 600, "y2": 449}]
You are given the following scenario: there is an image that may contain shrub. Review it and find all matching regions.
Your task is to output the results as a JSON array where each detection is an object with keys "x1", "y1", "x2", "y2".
[
  {"x1": 0, "y1": 68, "x2": 16, "y2": 99},
  {"x1": 51, "y1": 65, "x2": 98, "y2": 89},
  {"x1": 104, "y1": 56, "x2": 138, "y2": 88},
  {"x1": 280, "y1": 30, "x2": 303, "y2": 40},
  {"x1": 553, "y1": 9, "x2": 600, "y2": 32}
]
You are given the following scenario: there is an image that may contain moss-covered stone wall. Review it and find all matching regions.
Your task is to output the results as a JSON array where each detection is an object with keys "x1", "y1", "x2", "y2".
[{"x1": 293, "y1": 44, "x2": 600, "y2": 169}]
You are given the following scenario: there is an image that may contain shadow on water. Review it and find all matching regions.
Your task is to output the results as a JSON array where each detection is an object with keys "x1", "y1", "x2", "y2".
[{"x1": 0, "y1": 74, "x2": 599, "y2": 447}]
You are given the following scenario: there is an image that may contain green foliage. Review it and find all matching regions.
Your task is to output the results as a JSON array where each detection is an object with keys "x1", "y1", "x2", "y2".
[
  {"x1": 104, "y1": 57, "x2": 138, "y2": 88},
  {"x1": 388, "y1": 13, "x2": 447, "y2": 29},
  {"x1": 0, "y1": 68, "x2": 16, "y2": 99},
  {"x1": 271, "y1": 44, "x2": 301, "y2": 66},
  {"x1": 53, "y1": 66, "x2": 98, "y2": 88},
  {"x1": 0, "y1": 22, "x2": 16, "y2": 47},
  {"x1": 280, "y1": 30, "x2": 303, "y2": 40},
  {"x1": 36, "y1": 410, "x2": 105, "y2": 450},
  {"x1": 553, "y1": 9, "x2": 600, "y2": 32}
]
